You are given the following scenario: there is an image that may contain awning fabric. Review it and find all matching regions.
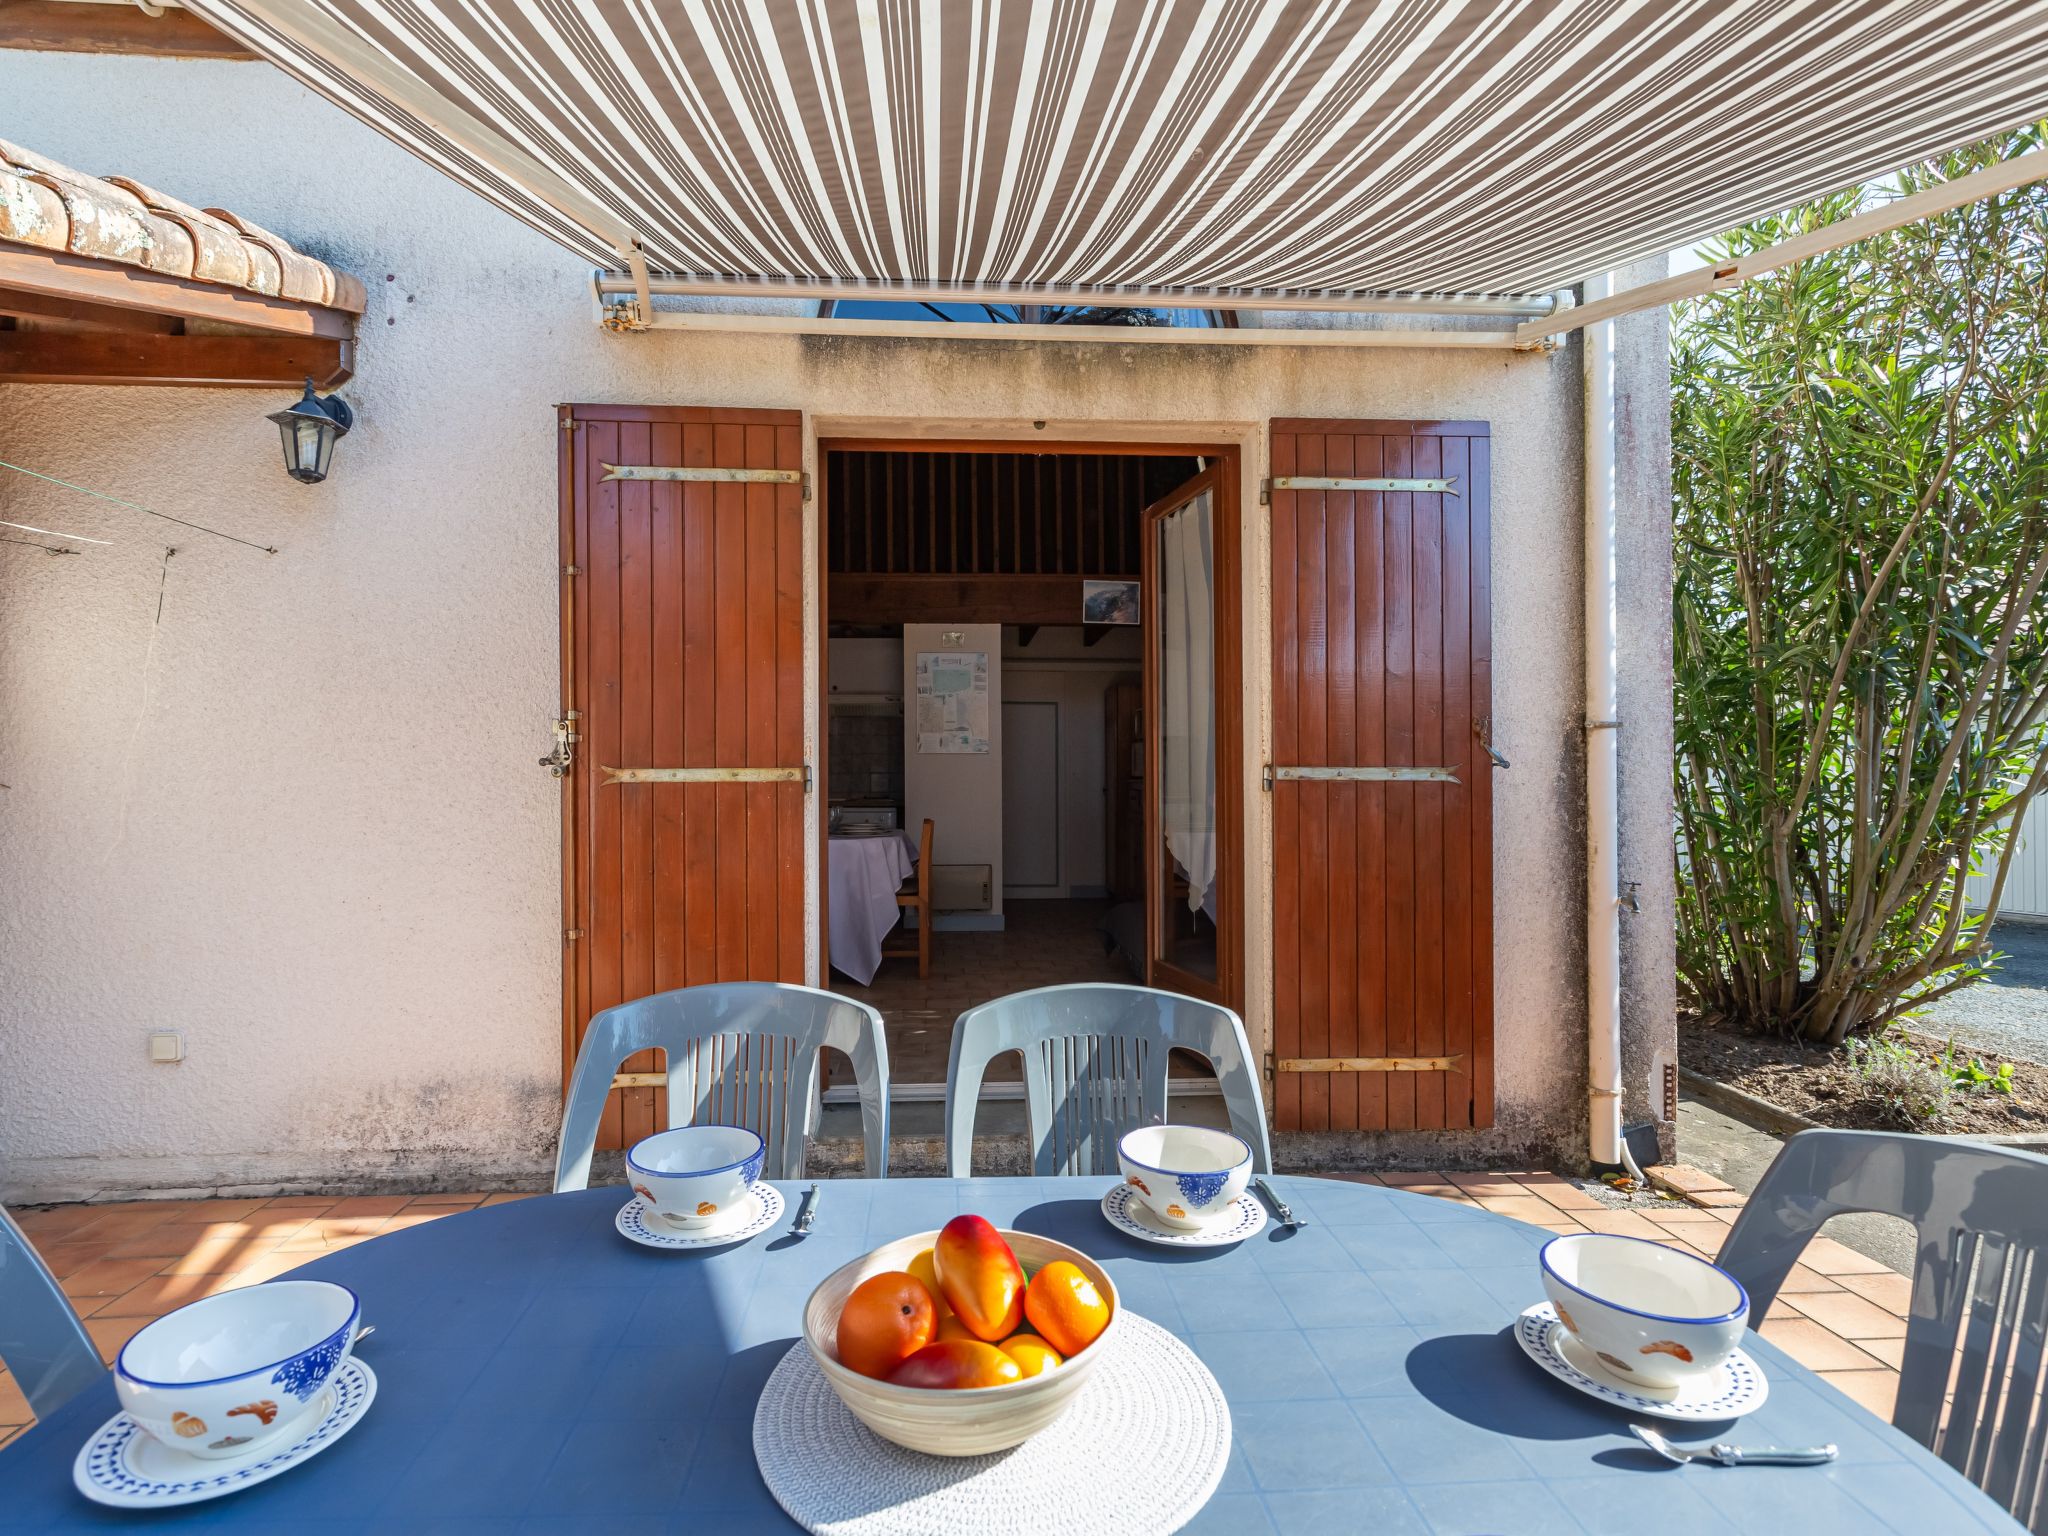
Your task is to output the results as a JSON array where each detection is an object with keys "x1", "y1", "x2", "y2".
[{"x1": 185, "y1": 1, "x2": 2048, "y2": 304}]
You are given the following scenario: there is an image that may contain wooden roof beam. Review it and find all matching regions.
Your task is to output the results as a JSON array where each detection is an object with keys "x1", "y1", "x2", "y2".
[
  {"x1": 0, "y1": 1, "x2": 257, "y2": 59},
  {"x1": 0, "y1": 330, "x2": 353, "y2": 387},
  {"x1": 0, "y1": 245, "x2": 361, "y2": 339}
]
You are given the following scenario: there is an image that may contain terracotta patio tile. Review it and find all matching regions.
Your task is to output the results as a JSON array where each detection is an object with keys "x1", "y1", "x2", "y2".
[
  {"x1": 481, "y1": 1192, "x2": 539, "y2": 1206},
  {"x1": 1472, "y1": 1196, "x2": 1566, "y2": 1225},
  {"x1": 61, "y1": 1257, "x2": 171, "y2": 1299},
  {"x1": 1646, "y1": 1163, "x2": 1733, "y2": 1196},
  {"x1": 0, "y1": 1371, "x2": 31, "y2": 1427},
  {"x1": 1798, "y1": 1236, "x2": 1892, "y2": 1276},
  {"x1": 1764, "y1": 1299, "x2": 1800, "y2": 1321},
  {"x1": 165, "y1": 1200, "x2": 270, "y2": 1221},
  {"x1": 1787, "y1": 1290, "x2": 1909, "y2": 1340},
  {"x1": 1571, "y1": 1210, "x2": 1665, "y2": 1239},
  {"x1": 1818, "y1": 1368, "x2": 1900, "y2": 1420},
  {"x1": 1642, "y1": 1205, "x2": 1724, "y2": 1226},
  {"x1": 96, "y1": 1273, "x2": 241, "y2": 1318},
  {"x1": 1838, "y1": 1271, "x2": 1913, "y2": 1315},
  {"x1": 0, "y1": 1426, "x2": 19, "y2": 1451},
  {"x1": 224, "y1": 1249, "x2": 318, "y2": 1286},
  {"x1": 86, "y1": 1315, "x2": 151, "y2": 1363},
  {"x1": 1758, "y1": 1317, "x2": 1893, "y2": 1373},
  {"x1": 160, "y1": 1238, "x2": 272, "y2": 1276},
  {"x1": 1690, "y1": 1189, "x2": 1748, "y2": 1208},
  {"x1": 1444, "y1": 1174, "x2": 1530, "y2": 1199},
  {"x1": 32, "y1": 1242, "x2": 108, "y2": 1280},
  {"x1": 404, "y1": 1192, "x2": 486, "y2": 1207},
  {"x1": 1393, "y1": 1183, "x2": 1469, "y2": 1202},
  {"x1": 1533, "y1": 1222, "x2": 1590, "y2": 1234},
  {"x1": 258, "y1": 1196, "x2": 340, "y2": 1209},
  {"x1": 319, "y1": 1196, "x2": 409, "y2": 1219},
  {"x1": 379, "y1": 1211, "x2": 460, "y2": 1233},
  {"x1": 1857, "y1": 1335, "x2": 1907, "y2": 1369},
  {"x1": 1510, "y1": 1178, "x2": 1606, "y2": 1211},
  {"x1": 1772, "y1": 1265, "x2": 1844, "y2": 1296}
]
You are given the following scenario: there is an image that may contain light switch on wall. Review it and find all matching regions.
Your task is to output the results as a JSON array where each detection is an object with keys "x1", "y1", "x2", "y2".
[{"x1": 147, "y1": 1029, "x2": 185, "y2": 1064}]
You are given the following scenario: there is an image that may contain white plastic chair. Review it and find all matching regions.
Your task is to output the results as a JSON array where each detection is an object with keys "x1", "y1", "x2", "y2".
[
  {"x1": 0, "y1": 1204, "x2": 104, "y2": 1418},
  {"x1": 1716, "y1": 1128, "x2": 2048, "y2": 1531},
  {"x1": 554, "y1": 982, "x2": 890, "y2": 1191},
  {"x1": 944, "y1": 983, "x2": 1271, "y2": 1177}
]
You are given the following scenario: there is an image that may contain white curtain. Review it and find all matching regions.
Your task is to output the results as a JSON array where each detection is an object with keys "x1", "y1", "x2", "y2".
[{"x1": 1160, "y1": 490, "x2": 1216, "y2": 916}]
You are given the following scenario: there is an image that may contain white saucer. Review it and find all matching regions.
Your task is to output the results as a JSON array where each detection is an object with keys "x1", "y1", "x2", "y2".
[
  {"x1": 617, "y1": 1182, "x2": 784, "y2": 1249},
  {"x1": 1100, "y1": 1182, "x2": 1267, "y2": 1247},
  {"x1": 1514, "y1": 1302, "x2": 1768, "y2": 1422},
  {"x1": 74, "y1": 1356, "x2": 376, "y2": 1509}
]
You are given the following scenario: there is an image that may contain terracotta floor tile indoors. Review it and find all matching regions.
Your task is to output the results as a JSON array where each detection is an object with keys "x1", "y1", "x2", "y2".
[{"x1": 0, "y1": 1170, "x2": 1911, "y2": 1447}]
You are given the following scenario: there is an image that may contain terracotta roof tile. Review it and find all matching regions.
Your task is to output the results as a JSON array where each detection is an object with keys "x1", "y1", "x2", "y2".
[{"x1": 0, "y1": 138, "x2": 361, "y2": 314}]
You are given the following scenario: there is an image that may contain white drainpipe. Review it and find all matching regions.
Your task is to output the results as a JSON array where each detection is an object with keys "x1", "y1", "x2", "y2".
[{"x1": 1582, "y1": 271, "x2": 1638, "y2": 1177}]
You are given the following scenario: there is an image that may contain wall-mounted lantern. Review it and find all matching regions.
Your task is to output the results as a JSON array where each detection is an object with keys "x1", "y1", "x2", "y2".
[{"x1": 267, "y1": 378, "x2": 354, "y2": 485}]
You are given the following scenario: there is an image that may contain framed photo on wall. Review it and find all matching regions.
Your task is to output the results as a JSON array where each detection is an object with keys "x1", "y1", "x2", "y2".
[{"x1": 1082, "y1": 579, "x2": 1140, "y2": 625}]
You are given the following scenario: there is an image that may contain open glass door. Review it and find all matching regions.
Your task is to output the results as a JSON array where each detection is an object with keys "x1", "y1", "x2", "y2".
[{"x1": 1143, "y1": 463, "x2": 1226, "y2": 1002}]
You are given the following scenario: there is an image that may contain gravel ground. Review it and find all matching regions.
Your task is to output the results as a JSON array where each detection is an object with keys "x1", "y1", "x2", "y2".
[{"x1": 1913, "y1": 917, "x2": 2048, "y2": 1065}]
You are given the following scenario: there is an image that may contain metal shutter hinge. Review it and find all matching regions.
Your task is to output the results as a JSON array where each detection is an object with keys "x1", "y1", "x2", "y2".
[{"x1": 564, "y1": 928, "x2": 584, "y2": 942}]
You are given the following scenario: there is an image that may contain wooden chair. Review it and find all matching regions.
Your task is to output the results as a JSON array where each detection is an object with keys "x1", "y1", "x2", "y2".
[{"x1": 880, "y1": 818, "x2": 936, "y2": 978}]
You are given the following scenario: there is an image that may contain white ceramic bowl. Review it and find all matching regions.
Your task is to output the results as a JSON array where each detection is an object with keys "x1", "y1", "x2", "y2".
[
  {"x1": 1539, "y1": 1232, "x2": 1749, "y2": 1391},
  {"x1": 115, "y1": 1280, "x2": 360, "y2": 1459},
  {"x1": 626, "y1": 1125, "x2": 766, "y2": 1229},
  {"x1": 1117, "y1": 1125, "x2": 1253, "y2": 1230},
  {"x1": 802, "y1": 1228, "x2": 1120, "y2": 1456}
]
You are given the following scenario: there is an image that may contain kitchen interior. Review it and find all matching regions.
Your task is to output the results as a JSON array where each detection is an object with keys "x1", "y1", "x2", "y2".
[{"x1": 820, "y1": 444, "x2": 1225, "y2": 1096}]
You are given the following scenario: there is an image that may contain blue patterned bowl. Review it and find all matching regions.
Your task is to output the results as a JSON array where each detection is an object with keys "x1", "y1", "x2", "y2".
[
  {"x1": 115, "y1": 1280, "x2": 360, "y2": 1460},
  {"x1": 1117, "y1": 1125, "x2": 1253, "y2": 1230},
  {"x1": 627, "y1": 1125, "x2": 765, "y2": 1229}
]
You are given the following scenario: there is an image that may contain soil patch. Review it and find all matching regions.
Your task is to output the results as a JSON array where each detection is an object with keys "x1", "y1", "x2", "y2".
[{"x1": 1684, "y1": 1014, "x2": 2048, "y2": 1136}]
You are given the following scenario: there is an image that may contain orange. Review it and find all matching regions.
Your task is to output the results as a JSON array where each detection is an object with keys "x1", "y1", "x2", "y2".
[
  {"x1": 836, "y1": 1270, "x2": 938, "y2": 1380},
  {"x1": 998, "y1": 1333, "x2": 1063, "y2": 1377},
  {"x1": 1023, "y1": 1260, "x2": 1111, "y2": 1356},
  {"x1": 907, "y1": 1248, "x2": 953, "y2": 1319}
]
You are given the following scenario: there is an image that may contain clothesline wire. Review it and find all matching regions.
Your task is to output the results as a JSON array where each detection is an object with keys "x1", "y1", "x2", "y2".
[
  {"x1": 0, "y1": 514, "x2": 111, "y2": 545},
  {"x1": 0, "y1": 535, "x2": 77, "y2": 555},
  {"x1": 0, "y1": 458, "x2": 277, "y2": 554}
]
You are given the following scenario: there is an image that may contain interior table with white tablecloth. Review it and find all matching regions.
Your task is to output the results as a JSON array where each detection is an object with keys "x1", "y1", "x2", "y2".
[{"x1": 827, "y1": 831, "x2": 918, "y2": 985}]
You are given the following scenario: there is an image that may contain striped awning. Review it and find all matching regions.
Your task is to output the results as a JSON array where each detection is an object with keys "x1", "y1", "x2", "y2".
[{"x1": 184, "y1": 1, "x2": 2048, "y2": 308}]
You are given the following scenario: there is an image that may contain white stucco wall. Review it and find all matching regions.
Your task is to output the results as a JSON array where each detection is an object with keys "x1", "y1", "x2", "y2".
[{"x1": 0, "y1": 54, "x2": 1674, "y2": 1197}]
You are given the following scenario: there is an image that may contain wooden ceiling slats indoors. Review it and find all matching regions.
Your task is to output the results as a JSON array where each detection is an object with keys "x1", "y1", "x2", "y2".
[{"x1": 825, "y1": 448, "x2": 1196, "y2": 627}]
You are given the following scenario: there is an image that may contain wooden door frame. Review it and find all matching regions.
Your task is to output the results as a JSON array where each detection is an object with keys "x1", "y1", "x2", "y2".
[{"x1": 814, "y1": 436, "x2": 1244, "y2": 1017}]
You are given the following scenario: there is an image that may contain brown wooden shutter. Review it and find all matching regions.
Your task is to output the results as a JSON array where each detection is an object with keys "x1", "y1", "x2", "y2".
[
  {"x1": 1269, "y1": 419, "x2": 1493, "y2": 1133},
  {"x1": 559, "y1": 405, "x2": 807, "y2": 1150}
]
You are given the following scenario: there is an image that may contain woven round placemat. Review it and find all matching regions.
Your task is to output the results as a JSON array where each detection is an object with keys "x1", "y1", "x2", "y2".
[{"x1": 752, "y1": 1314, "x2": 1230, "y2": 1535}]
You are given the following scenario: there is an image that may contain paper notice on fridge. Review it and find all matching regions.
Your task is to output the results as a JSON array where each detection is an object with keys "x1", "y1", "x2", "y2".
[{"x1": 914, "y1": 651, "x2": 989, "y2": 752}]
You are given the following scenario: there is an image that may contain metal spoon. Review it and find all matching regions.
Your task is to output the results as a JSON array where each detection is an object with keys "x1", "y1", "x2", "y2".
[
  {"x1": 1631, "y1": 1423, "x2": 1836, "y2": 1467},
  {"x1": 1253, "y1": 1176, "x2": 1304, "y2": 1230}
]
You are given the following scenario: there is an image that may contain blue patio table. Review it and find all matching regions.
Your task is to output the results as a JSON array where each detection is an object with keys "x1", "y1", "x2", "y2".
[{"x1": 0, "y1": 1176, "x2": 2021, "y2": 1534}]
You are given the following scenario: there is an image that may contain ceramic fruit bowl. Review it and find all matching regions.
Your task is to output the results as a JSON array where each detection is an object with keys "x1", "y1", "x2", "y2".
[
  {"x1": 1538, "y1": 1232, "x2": 1749, "y2": 1392},
  {"x1": 114, "y1": 1281, "x2": 361, "y2": 1460},
  {"x1": 1117, "y1": 1124, "x2": 1253, "y2": 1230},
  {"x1": 802, "y1": 1229, "x2": 1120, "y2": 1456},
  {"x1": 626, "y1": 1125, "x2": 765, "y2": 1229}
]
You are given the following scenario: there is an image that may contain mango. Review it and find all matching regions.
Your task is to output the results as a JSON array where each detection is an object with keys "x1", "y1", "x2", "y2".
[
  {"x1": 886, "y1": 1338, "x2": 1025, "y2": 1390},
  {"x1": 906, "y1": 1247, "x2": 953, "y2": 1319},
  {"x1": 933, "y1": 1215, "x2": 1027, "y2": 1341}
]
